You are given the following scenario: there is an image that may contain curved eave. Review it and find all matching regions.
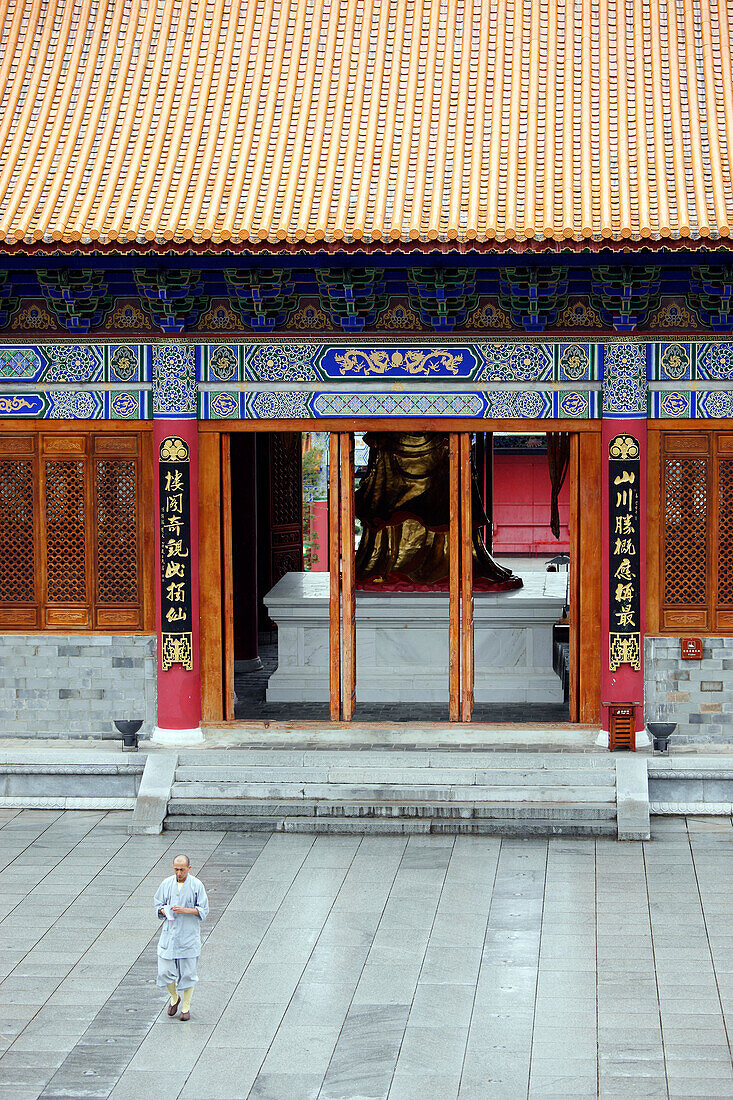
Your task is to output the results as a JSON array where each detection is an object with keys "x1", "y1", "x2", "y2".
[{"x1": 2, "y1": 237, "x2": 733, "y2": 259}]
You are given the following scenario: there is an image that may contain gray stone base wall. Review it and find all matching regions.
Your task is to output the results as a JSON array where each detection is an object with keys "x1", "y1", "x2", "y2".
[
  {"x1": 0, "y1": 634, "x2": 156, "y2": 738},
  {"x1": 645, "y1": 636, "x2": 733, "y2": 745}
]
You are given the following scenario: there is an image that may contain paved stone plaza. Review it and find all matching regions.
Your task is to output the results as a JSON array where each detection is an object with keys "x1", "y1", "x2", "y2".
[{"x1": 1, "y1": 811, "x2": 733, "y2": 1099}]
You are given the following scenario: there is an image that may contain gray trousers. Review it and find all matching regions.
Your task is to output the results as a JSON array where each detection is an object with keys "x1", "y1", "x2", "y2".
[{"x1": 157, "y1": 954, "x2": 199, "y2": 991}]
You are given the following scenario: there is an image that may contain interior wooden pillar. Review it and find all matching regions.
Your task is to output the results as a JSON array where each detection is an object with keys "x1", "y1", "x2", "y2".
[
  {"x1": 328, "y1": 432, "x2": 341, "y2": 721},
  {"x1": 579, "y1": 431, "x2": 602, "y2": 724},
  {"x1": 340, "y1": 432, "x2": 356, "y2": 722},
  {"x1": 448, "y1": 433, "x2": 461, "y2": 721},
  {"x1": 232, "y1": 433, "x2": 259, "y2": 664},
  {"x1": 198, "y1": 430, "x2": 223, "y2": 724},
  {"x1": 567, "y1": 432, "x2": 580, "y2": 723},
  {"x1": 460, "y1": 433, "x2": 474, "y2": 722},
  {"x1": 221, "y1": 434, "x2": 236, "y2": 721}
]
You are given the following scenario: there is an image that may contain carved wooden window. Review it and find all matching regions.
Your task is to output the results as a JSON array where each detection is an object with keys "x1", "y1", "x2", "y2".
[
  {"x1": 718, "y1": 458, "x2": 733, "y2": 606},
  {"x1": 0, "y1": 432, "x2": 147, "y2": 630},
  {"x1": 661, "y1": 432, "x2": 733, "y2": 631}
]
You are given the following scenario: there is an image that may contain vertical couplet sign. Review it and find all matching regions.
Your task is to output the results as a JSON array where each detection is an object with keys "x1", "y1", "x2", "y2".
[
  {"x1": 158, "y1": 436, "x2": 193, "y2": 671},
  {"x1": 608, "y1": 433, "x2": 642, "y2": 672}
]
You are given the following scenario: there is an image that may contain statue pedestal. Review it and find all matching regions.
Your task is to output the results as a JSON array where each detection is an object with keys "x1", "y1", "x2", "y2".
[{"x1": 264, "y1": 571, "x2": 567, "y2": 705}]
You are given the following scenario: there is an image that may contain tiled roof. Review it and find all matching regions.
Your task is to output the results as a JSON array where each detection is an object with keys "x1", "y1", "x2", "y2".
[{"x1": 0, "y1": 1, "x2": 732, "y2": 251}]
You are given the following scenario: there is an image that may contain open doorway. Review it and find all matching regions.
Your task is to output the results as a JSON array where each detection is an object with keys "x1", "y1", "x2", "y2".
[
  {"x1": 219, "y1": 427, "x2": 589, "y2": 726},
  {"x1": 227, "y1": 430, "x2": 329, "y2": 722}
]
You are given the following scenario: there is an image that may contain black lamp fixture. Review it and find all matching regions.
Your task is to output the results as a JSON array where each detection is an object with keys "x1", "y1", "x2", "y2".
[
  {"x1": 647, "y1": 722, "x2": 676, "y2": 755},
  {"x1": 115, "y1": 719, "x2": 143, "y2": 752}
]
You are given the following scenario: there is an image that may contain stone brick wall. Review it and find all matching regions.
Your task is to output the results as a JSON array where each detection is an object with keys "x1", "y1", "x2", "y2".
[
  {"x1": 645, "y1": 636, "x2": 733, "y2": 745},
  {"x1": 0, "y1": 635, "x2": 156, "y2": 738}
]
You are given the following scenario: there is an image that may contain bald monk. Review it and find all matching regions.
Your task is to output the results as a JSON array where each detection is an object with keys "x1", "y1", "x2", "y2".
[{"x1": 154, "y1": 854, "x2": 209, "y2": 1021}]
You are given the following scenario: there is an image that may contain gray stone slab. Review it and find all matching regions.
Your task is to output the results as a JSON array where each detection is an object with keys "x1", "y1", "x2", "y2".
[
  {"x1": 260, "y1": 1023, "x2": 340, "y2": 1074},
  {"x1": 389, "y1": 1070, "x2": 461, "y2": 1100},
  {"x1": 109, "y1": 1069, "x2": 190, "y2": 1100},
  {"x1": 248, "y1": 1073, "x2": 323, "y2": 1100},
  {"x1": 409, "y1": 982, "x2": 476, "y2": 1028},
  {"x1": 616, "y1": 755, "x2": 650, "y2": 840},
  {"x1": 179, "y1": 1048, "x2": 266, "y2": 1099},
  {"x1": 129, "y1": 752, "x2": 177, "y2": 835}
]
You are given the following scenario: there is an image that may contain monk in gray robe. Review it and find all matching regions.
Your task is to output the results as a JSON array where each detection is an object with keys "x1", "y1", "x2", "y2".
[{"x1": 154, "y1": 854, "x2": 209, "y2": 1020}]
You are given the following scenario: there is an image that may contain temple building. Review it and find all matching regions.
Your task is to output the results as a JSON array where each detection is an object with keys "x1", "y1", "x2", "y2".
[{"x1": 0, "y1": 0, "x2": 733, "y2": 752}]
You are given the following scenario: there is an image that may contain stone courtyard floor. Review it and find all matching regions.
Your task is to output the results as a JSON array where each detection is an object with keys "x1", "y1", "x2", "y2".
[{"x1": 1, "y1": 812, "x2": 733, "y2": 1099}]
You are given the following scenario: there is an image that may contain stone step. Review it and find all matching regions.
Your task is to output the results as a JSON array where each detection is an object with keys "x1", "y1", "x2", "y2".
[
  {"x1": 168, "y1": 798, "x2": 616, "y2": 821},
  {"x1": 170, "y1": 781, "x2": 616, "y2": 803},
  {"x1": 162, "y1": 746, "x2": 623, "y2": 839},
  {"x1": 163, "y1": 814, "x2": 617, "y2": 837},
  {"x1": 178, "y1": 751, "x2": 612, "y2": 769},
  {"x1": 174, "y1": 764, "x2": 615, "y2": 785},
  {"x1": 188, "y1": 731, "x2": 601, "y2": 751}
]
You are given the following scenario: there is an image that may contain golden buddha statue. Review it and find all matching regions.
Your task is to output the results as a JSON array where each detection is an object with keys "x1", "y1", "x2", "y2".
[{"x1": 354, "y1": 432, "x2": 522, "y2": 590}]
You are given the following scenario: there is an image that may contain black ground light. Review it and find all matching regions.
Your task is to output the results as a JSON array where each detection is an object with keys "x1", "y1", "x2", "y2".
[
  {"x1": 115, "y1": 719, "x2": 143, "y2": 752},
  {"x1": 647, "y1": 722, "x2": 676, "y2": 755}
]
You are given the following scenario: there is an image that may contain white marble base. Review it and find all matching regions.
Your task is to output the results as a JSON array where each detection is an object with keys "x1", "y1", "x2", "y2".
[
  {"x1": 264, "y1": 571, "x2": 567, "y2": 704},
  {"x1": 596, "y1": 728, "x2": 652, "y2": 749},
  {"x1": 151, "y1": 726, "x2": 204, "y2": 746}
]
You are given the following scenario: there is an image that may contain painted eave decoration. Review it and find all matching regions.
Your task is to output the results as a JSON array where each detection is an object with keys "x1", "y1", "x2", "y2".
[{"x1": 0, "y1": 1, "x2": 732, "y2": 254}]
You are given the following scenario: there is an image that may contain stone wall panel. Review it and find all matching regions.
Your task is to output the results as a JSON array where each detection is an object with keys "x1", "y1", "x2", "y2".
[
  {"x1": 646, "y1": 636, "x2": 733, "y2": 744},
  {"x1": 0, "y1": 634, "x2": 156, "y2": 737}
]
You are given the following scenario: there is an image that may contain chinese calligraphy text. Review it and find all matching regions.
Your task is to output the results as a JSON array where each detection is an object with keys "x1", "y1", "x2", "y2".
[
  {"x1": 608, "y1": 433, "x2": 642, "y2": 672},
  {"x1": 159, "y1": 436, "x2": 193, "y2": 671}
]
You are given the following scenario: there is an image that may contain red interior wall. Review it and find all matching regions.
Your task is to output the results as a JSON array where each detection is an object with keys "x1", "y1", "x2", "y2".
[{"x1": 492, "y1": 452, "x2": 571, "y2": 555}]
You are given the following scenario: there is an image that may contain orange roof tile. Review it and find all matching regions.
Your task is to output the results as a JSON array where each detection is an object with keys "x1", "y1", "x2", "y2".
[{"x1": 0, "y1": 0, "x2": 732, "y2": 251}]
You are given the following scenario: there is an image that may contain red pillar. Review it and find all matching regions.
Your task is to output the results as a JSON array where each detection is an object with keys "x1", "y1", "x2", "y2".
[
  {"x1": 152, "y1": 417, "x2": 203, "y2": 741},
  {"x1": 601, "y1": 417, "x2": 647, "y2": 746}
]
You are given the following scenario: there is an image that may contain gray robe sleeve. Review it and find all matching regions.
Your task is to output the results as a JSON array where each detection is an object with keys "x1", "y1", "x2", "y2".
[
  {"x1": 192, "y1": 880, "x2": 209, "y2": 922},
  {"x1": 154, "y1": 881, "x2": 167, "y2": 920}
]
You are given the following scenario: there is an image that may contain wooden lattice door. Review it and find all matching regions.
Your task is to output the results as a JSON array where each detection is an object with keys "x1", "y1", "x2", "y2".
[
  {"x1": 717, "y1": 446, "x2": 733, "y2": 616},
  {"x1": 0, "y1": 431, "x2": 149, "y2": 630},
  {"x1": 0, "y1": 436, "x2": 37, "y2": 626},
  {"x1": 660, "y1": 431, "x2": 733, "y2": 632}
]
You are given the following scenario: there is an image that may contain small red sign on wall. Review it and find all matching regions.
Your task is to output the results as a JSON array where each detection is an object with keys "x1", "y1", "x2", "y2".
[{"x1": 681, "y1": 637, "x2": 703, "y2": 660}]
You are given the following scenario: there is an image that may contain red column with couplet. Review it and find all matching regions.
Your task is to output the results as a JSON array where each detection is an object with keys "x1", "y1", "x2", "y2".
[
  {"x1": 153, "y1": 417, "x2": 202, "y2": 738},
  {"x1": 601, "y1": 416, "x2": 647, "y2": 744}
]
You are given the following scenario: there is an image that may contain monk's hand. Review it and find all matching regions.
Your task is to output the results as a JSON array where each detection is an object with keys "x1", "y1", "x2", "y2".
[{"x1": 170, "y1": 905, "x2": 186, "y2": 914}]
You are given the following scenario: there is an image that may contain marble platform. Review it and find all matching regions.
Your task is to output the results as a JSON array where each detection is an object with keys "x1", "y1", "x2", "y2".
[{"x1": 264, "y1": 570, "x2": 568, "y2": 704}]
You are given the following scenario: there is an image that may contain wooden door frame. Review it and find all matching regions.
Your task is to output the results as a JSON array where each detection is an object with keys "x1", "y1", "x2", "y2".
[
  {"x1": 459, "y1": 433, "x2": 475, "y2": 722},
  {"x1": 199, "y1": 431, "x2": 224, "y2": 723},
  {"x1": 577, "y1": 431, "x2": 602, "y2": 724},
  {"x1": 328, "y1": 432, "x2": 341, "y2": 720},
  {"x1": 448, "y1": 434, "x2": 461, "y2": 720},
  {"x1": 199, "y1": 421, "x2": 602, "y2": 726}
]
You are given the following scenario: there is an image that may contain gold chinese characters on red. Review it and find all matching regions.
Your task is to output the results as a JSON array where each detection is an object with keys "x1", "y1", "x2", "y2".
[
  {"x1": 608, "y1": 434, "x2": 641, "y2": 672},
  {"x1": 159, "y1": 437, "x2": 193, "y2": 671}
]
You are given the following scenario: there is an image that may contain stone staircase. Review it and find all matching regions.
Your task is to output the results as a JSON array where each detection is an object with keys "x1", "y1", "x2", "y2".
[{"x1": 164, "y1": 748, "x2": 619, "y2": 837}]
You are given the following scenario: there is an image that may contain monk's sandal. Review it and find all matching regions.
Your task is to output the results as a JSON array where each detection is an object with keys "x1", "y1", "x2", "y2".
[
  {"x1": 179, "y1": 1011, "x2": 190, "y2": 1022},
  {"x1": 167, "y1": 998, "x2": 180, "y2": 1016}
]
